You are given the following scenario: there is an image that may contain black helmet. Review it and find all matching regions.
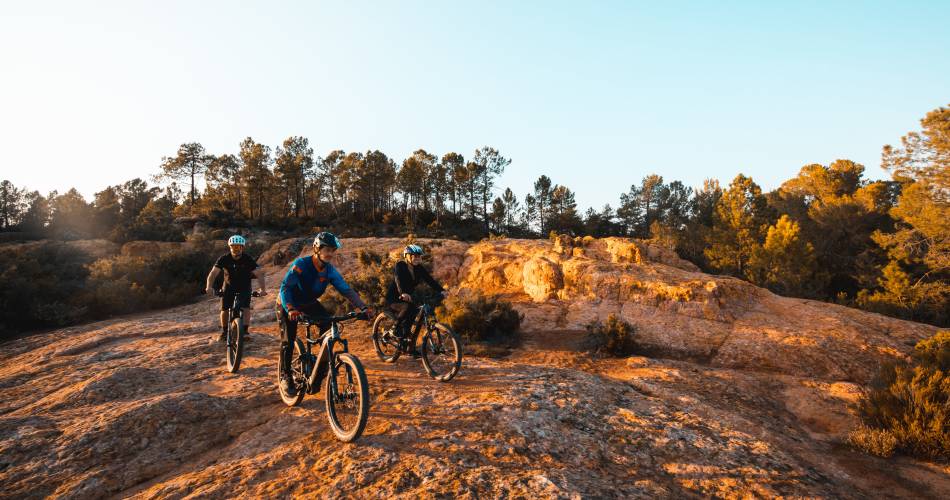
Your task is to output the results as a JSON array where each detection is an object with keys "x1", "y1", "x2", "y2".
[
  {"x1": 404, "y1": 244, "x2": 424, "y2": 256},
  {"x1": 313, "y1": 232, "x2": 342, "y2": 249}
]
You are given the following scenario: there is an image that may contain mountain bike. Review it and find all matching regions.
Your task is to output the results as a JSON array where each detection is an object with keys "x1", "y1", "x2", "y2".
[
  {"x1": 372, "y1": 300, "x2": 462, "y2": 382},
  {"x1": 215, "y1": 290, "x2": 262, "y2": 373},
  {"x1": 277, "y1": 311, "x2": 371, "y2": 442}
]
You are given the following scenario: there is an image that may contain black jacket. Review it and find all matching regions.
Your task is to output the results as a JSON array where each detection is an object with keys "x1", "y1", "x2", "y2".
[{"x1": 385, "y1": 261, "x2": 444, "y2": 303}]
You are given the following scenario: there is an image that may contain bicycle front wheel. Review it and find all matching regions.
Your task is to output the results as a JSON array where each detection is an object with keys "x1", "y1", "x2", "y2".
[
  {"x1": 421, "y1": 323, "x2": 462, "y2": 382},
  {"x1": 226, "y1": 315, "x2": 244, "y2": 373},
  {"x1": 325, "y1": 353, "x2": 369, "y2": 442}
]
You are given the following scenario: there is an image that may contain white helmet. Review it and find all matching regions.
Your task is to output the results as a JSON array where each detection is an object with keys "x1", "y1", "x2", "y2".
[
  {"x1": 228, "y1": 235, "x2": 247, "y2": 246},
  {"x1": 404, "y1": 244, "x2": 424, "y2": 256}
]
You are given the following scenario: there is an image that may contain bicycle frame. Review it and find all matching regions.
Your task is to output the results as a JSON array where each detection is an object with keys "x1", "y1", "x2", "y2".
[
  {"x1": 300, "y1": 320, "x2": 351, "y2": 396},
  {"x1": 409, "y1": 303, "x2": 437, "y2": 337},
  {"x1": 227, "y1": 296, "x2": 244, "y2": 330}
]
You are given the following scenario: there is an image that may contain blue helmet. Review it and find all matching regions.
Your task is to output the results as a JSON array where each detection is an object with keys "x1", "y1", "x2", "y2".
[
  {"x1": 404, "y1": 244, "x2": 424, "y2": 256},
  {"x1": 314, "y1": 231, "x2": 342, "y2": 249}
]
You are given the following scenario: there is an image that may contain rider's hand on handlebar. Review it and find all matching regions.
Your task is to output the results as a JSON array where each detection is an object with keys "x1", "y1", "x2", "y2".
[
  {"x1": 400, "y1": 293, "x2": 411, "y2": 302},
  {"x1": 256, "y1": 288, "x2": 267, "y2": 297},
  {"x1": 359, "y1": 306, "x2": 374, "y2": 320}
]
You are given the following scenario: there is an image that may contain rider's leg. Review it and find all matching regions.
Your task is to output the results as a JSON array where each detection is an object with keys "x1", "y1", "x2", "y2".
[
  {"x1": 407, "y1": 307, "x2": 423, "y2": 355},
  {"x1": 279, "y1": 306, "x2": 297, "y2": 379},
  {"x1": 220, "y1": 290, "x2": 232, "y2": 331},
  {"x1": 218, "y1": 290, "x2": 233, "y2": 340},
  {"x1": 237, "y1": 291, "x2": 252, "y2": 335},
  {"x1": 389, "y1": 302, "x2": 409, "y2": 336}
]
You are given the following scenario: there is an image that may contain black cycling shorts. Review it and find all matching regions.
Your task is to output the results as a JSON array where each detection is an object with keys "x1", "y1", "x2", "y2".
[{"x1": 221, "y1": 288, "x2": 252, "y2": 311}]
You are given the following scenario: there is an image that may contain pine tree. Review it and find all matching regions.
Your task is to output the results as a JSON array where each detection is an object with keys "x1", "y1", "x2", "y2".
[
  {"x1": 704, "y1": 174, "x2": 769, "y2": 276},
  {"x1": 501, "y1": 187, "x2": 521, "y2": 230},
  {"x1": 0, "y1": 180, "x2": 24, "y2": 230},
  {"x1": 472, "y1": 147, "x2": 511, "y2": 233},
  {"x1": 530, "y1": 175, "x2": 553, "y2": 234},
  {"x1": 441, "y1": 152, "x2": 465, "y2": 216},
  {"x1": 274, "y1": 136, "x2": 314, "y2": 218},
  {"x1": 748, "y1": 215, "x2": 817, "y2": 296},
  {"x1": 238, "y1": 138, "x2": 273, "y2": 222},
  {"x1": 861, "y1": 104, "x2": 950, "y2": 324},
  {"x1": 158, "y1": 143, "x2": 212, "y2": 209}
]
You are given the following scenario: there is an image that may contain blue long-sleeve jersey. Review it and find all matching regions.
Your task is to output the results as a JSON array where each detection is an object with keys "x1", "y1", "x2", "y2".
[{"x1": 278, "y1": 256, "x2": 366, "y2": 312}]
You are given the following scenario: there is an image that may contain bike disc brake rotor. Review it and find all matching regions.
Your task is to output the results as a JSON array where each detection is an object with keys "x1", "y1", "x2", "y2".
[{"x1": 333, "y1": 366, "x2": 360, "y2": 424}]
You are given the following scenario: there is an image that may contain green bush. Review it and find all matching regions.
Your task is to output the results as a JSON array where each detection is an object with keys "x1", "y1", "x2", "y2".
[
  {"x1": 848, "y1": 426, "x2": 898, "y2": 458},
  {"x1": 855, "y1": 331, "x2": 950, "y2": 460},
  {"x1": 0, "y1": 242, "x2": 95, "y2": 336},
  {"x1": 913, "y1": 330, "x2": 950, "y2": 370},
  {"x1": 83, "y1": 245, "x2": 214, "y2": 317},
  {"x1": 0, "y1": 241, "x2": 218, "y2": 337},
  {"x1": 437, "y1": 292, "x2": 522, "y2": 342},
  {"x1": 322, "y1": 249, "x2": 396, "y2": 313},
  {"x1": 586, "y1": 314, "x2": 639, "y2": 356}
]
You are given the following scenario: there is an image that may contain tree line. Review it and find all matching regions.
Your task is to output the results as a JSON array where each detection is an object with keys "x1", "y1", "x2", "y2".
[{"x1": 0, "y1": 105, "x2": 946, "y2": 326}]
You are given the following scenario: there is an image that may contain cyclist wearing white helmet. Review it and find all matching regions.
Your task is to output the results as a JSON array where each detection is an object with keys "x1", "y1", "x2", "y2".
[
  {"x1": 205, "y1": 234, "x2": 267, "y2": 342},
  {"x1": 384, "y1": 244, "x2": 447, "y2": 358}
]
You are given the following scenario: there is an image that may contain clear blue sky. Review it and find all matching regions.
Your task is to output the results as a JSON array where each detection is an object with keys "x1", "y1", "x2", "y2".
[{"x1": 1, "y1": 1, "x2": 948, "y2": 211}]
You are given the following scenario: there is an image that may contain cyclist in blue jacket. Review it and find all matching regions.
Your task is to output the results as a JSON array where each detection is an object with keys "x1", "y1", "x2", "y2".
[{"x1": 276, "y1": 232, "x2": 372, "y2": 394}]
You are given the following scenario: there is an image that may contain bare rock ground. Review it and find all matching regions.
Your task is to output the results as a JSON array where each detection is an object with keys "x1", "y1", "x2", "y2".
[{"x1": 0, "y1": 237, "x2": 947, "y2": 499}]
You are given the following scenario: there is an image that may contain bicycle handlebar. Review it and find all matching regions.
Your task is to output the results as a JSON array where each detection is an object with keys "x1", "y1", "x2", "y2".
[
  {"x1": 210, "y1": 290, "x2": 264, "y2": 297},
  {"x1": 297, "y1": 310, "x2": 368, "y2": 325}
]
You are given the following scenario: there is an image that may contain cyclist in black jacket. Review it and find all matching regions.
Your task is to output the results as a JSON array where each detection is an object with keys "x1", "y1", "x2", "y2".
[{"x1": 385, "y1": 244, "x2": 447, "y2": 357}]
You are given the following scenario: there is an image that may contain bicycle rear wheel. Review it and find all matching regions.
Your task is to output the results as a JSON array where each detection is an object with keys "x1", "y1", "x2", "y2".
[
  {"x1": 325, "y1": 353, "x2": 369, "y2": 442},
  {"x1": 421, "y1": 323, "x2": 462, "y2": 382},
  {"x1": 226, "y1": 314, "x2": 244, "y2": 373},
  {"x1": 371, "y1": 313, "x2": 401, "y2": 363},
  {"x1": 277, "y1": 338, "x2": 307, "y2": 406}
]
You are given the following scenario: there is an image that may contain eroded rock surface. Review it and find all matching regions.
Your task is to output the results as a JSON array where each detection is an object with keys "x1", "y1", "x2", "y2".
[{"x1": 0, "y1": 236, "x2": 945, "y2": 499}]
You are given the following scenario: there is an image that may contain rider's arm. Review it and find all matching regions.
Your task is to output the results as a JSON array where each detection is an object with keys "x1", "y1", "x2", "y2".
[
  {"x1": 393, "y1": 261, "x2": 410, "y2": 295},
  {"x1": 205, "y1": 266, "x2": 222, "y2": 292},
  {"x1": 418, "y1": 265, "x2": 445, "y2": 293},
  {"x1": 329, "y1": 267, "x2": 367, "y2": 310},
  {"x1": 249, "y1": 257, "x2": 266, "y2": 293},
  {"x1": 252, "y1": 269, "x2": 267, "y2": 293},
  {"x1": 279, "y1": 260, "x2": 305, "y2": 311}
]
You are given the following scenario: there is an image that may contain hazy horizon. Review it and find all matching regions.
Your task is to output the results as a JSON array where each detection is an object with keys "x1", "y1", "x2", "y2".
[{"x1": 2, "y1": 1, "x2": 949, "y2": 210}]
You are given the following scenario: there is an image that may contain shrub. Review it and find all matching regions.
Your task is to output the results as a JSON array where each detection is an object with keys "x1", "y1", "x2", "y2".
[
  {"x1": 0, "y1": 242, "x2": 95, "y2": 336},
  {"x1": 322, "y1": 249, "x2": 396, "y2": 313},
  {"x1": 854, "y1": 331, "x2": 950, "y2": 460},
  {"x1": 913, "y1": 330, "x2": 950, "y2": 370},
  {"x1": 586, "y1": 314, "x2": 639, "y2": 356},
  {"x1": 84, "y1": 246, "x2": 213, "y2": 317},
  {"x1": 848, "y1": 426, "x2": 898, "y2": 458},
  {"x1": 437, "y1": 292, "x2": 522, "y2": 343}
]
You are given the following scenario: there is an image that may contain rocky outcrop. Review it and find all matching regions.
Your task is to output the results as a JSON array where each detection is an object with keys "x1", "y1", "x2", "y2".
[
  {"x1": 254, "y1": 236, "x2": 936, "y2": 383},
  {"x1": 441, "y1": 237, "x2": 935, "y2": 383}
]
